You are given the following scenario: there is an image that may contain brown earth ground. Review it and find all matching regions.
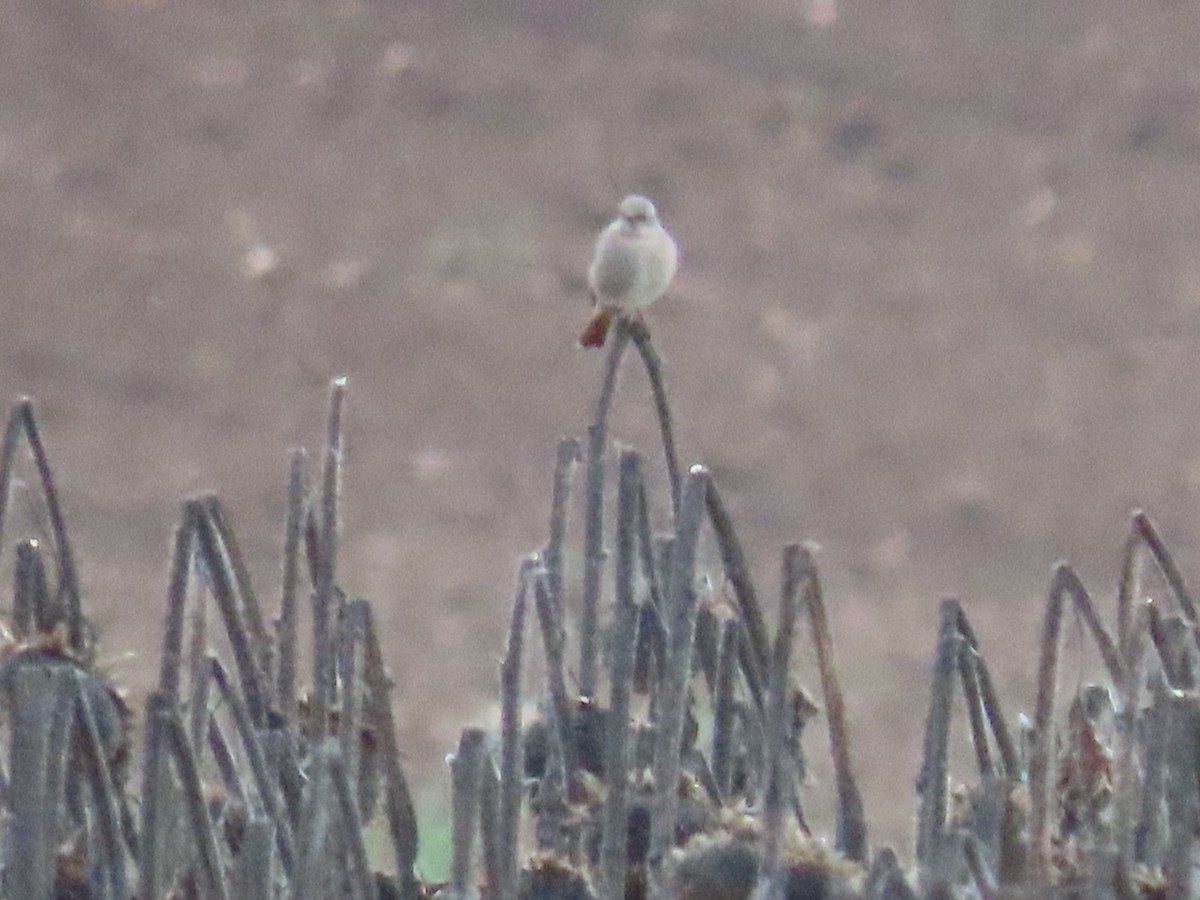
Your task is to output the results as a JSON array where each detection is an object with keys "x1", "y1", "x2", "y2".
[{"x1": 4, "y1": 0, "x2": 1200, "y2": 873}]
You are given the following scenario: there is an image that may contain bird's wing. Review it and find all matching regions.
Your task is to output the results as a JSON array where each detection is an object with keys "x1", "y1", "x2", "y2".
[{"x1": 587, "y1": 233, "x2": 638, "y2": 304}]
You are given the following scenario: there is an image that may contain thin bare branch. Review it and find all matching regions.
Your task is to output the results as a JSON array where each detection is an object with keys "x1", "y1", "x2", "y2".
[
  {"x1": 277, "y1": 448, "x2": 308, "y2": 721},
  {"x1": 649, "y1": 466, "x2": 709, "y2": 866},
  {"x1": 314, "y1": 376, "x2": 348, "y2": 739},
  {"x1": 580, "y1": 318, "x2": 633, "y2": 697},
  {"x1": 545, "y1": 437, "x2": 582, "y2": 617},
  {"x1": 704, "y1": 479, "x2": 769, "y2": 711},
  {"x1": 628, "y1": 319, "x2": 682, "y2": 520},
  {"x1": 499, "y1": 557, "x2": 535, "y2": 900},
  {"x1": 761, "y1": 544, "x2": 807, "y2": 885},
  {"x1": 601, "y1": 448, "x2": 644, "y2": 900},
  {"x1": 449, "y1": 727, "x2": 488, "y2": 900},
  {"x1": 916, "y1": 598, "x2": 961, "y2": 867},
  {"x1": 801, "y1": 545, "x2": 867, "y2": 861}
]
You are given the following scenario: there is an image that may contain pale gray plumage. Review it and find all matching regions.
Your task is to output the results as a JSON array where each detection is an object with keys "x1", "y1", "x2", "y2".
[{"x1": 580, "y1": 195, "x2": 678, "y2": 347}]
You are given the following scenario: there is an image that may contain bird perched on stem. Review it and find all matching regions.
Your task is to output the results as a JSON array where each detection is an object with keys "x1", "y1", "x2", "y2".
[{"x1": 580, "y1": 194, "x2": 678, "y2": 348}]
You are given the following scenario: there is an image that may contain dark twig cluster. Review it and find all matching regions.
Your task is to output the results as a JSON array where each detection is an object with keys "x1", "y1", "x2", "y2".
[{"x1": 0, "y1": 318, "x2": 1196, "y2": 899}]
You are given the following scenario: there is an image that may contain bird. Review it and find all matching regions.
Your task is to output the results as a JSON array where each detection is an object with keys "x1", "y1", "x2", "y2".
[{"x1": 579, "y1": 194, "x2": 678, "y2": 348}]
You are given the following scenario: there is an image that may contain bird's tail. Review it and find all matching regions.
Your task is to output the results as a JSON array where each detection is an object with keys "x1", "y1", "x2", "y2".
[{"x1": 578, "y1": 306, "x2": 617, "y2": 348}]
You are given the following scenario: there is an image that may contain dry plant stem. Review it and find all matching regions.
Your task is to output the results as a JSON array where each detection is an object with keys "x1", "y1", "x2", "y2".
[
  {"x1": 649, "y1": 466, "x2": 709, "y2": 868},
  {"x1": 1132, "y1": 510, "x2": 1200, "y2": 626},
  {"x1": 204, "y1": 496, "x2": 274, "y2": 689},
  {"x1": 1058, "y1": 562, "x2": 1124, "y2": 684},
  {"x1": 601, "y1": 449, "x2": 644, "y2": 900},
  {"x1": 636, "y1": 597, "x2": 669, "y2": 698},
  {"x1": 759, "y1": 544, "x2": 806, "y2": 895},
  {"x1": 360, "y1": 602, "x2": 421, "y2": 898},
  {"x1": 194, "y1": 506, "x2": 272, "y2": 727},
  {"x1": 916, "y1": 599, "x2": 961, "y2": 869},
  {"x1": 480, "y1": 758, "x2": 501, "y2": 898},
  {"x1": 313, "y1": 377, "x2": 348, "y2": 740},
  {"x1": 1028, "y1": 562, "x2": 1122, "y2": 879},
  {"x1": 801, "y1": 545, "x2": 868, "y2": 861},
  {"x1": 187, "y1": 584, "x2": 210, "y2": 754},
  {"x1": 1114, "y1": 600, "x2": 1149, "y2": 877},
  {"x1": 636, "y1": 480, "x2": 665, "y2": 609},
  {"x1": 499, "y1": 558, "x2": 534, "y2": 900},
  {"x1": 957, "y1": 646, "x2": 994, "y2": 777},
  {"x1": 1116, "y1": 524, "x2": 1143, "y2": 667},
  {"x1": 210, "y1": 656, "x2": 296, "y2": 875},
  {"x1": 233, "y1": 818, "x2": 276, "y2": 900},
  {"x1": 704, "y1": 479, "x2": 769, "y2": 710},
  {"x1": 303, "y1": 503, "x2": 323, "y2": 587},
  {"x1": 264, "y1": 727, "x2": 306, "y2": 830},
  {"x1": 8, "y1": 663, "x2": 69, "y2": 900},
  {"x1": 545, "y1": 437, "x2": 582, "y2": 617},
  {"x1": 139, "y1": 692, "x2": 169, "y2": 900},
  {"x1": 1148, "y1": 608, "x2": 1187, "y2": 688},
  {"x1": 159, "y1": 500, "x2": 201, "y2": 702},
  {"x1": 962, "y1": 835, "x2": 997, "y2": 900},
  {"x1": 159, "y1": 695, "x2": 233, "y2": 900},
  {"x1": 339, "y1": 602, "x2": 369, "y2": 788},
  {"x1": 45, "y1": 670, "x2": 79, "y2": 889},
  {"x1": 534, "y1": 568, "x2": 577, "y2": 788},
  {"x1": 1136, "y1": 673, "x2": 1168, "y2": 867},
  {"x1": 0, "y1": 399, "x2": 85, "y2": 654},
  {"x1": 13, "y1": 538, "x2": 45, "y2": 639},
  {"x1": 208, "y1": 715, "x2": 245, "y2": 803},
  {"x1": 295, "y1": 739, "x2": 338, "y2": 900},
  {"x1": 954, "y1": 610, "x2": 1020, "y2": 778},
  {"x1": 450, "y1": 727, "x2": 488, "y2": 900},
  {"x1": 1028, "y1": 566, "x2": 1067, "y2": 883},
  {"x1": 1164, "y1": 694, "x2": 1200, "y2": 900},
  {"x1": 328, "y1": 748, "x2": 380, "y2": 900},
  {"x1": 581, "y1": 318, "x2": 633, "y2": 698},
  {"x1": 278, "y1": 448, "x2": 307, "y2": 722},
  {"x1": 628, "y1": 319, "x2": 682, "y2": 520},
  {"x1": 711, "y1": 617, "x2": 741, "y2": 800},
  {"x1": 71, "y1": 670, "x2": 132, "y2": 899}
]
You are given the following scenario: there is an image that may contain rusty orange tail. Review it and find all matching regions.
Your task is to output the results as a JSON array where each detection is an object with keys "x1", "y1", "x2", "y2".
[{"x1": 578, "y1": 306, "x2": 617, "y2": 348}]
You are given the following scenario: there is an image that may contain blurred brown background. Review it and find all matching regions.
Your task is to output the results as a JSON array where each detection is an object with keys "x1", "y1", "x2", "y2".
[{"x1": 4, "y1": 0, "x2": 1200, "y2": 872}]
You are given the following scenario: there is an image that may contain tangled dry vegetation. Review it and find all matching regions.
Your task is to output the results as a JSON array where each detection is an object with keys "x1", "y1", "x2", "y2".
[{"x1": 1, "y1": 318, "x2": 1199, "y2": 899}]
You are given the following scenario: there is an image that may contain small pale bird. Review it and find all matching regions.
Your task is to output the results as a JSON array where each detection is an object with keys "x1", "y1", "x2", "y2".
[{"x1": 579, "y1": 194, "x2": 678, "y2": 348}]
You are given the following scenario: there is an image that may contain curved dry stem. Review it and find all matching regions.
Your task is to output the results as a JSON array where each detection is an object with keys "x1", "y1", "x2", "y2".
[
  {"x1": 801, "y1": 545, "x2": 867, "y2": 860},
  {"x1": 580, "y1": 319, "x2": 633, "y2": 697},
  {"x1": 159, "y1": 500, "x2": 202, "y2": 702},
  {"x1": 0, "y1": 400, "x2": 86, "y2": 655},
  {"x1": 194, "y1": 502, "x2": 271, "y2": 727},
  {"x1": 628, "y1": 319, "x2": 682, "y2": 520},
  {"x1": 359, "y1": 602, "x2": 421, "y2": 897},
  {"x1": 704, "y1": 479, "x2": 769, "y2": 710},
  {"x1": 1132, "y1": 511, "x2": 1198, "y2": 621},
  {"x1": 211, "y1": 656, "x2": 296, "y2": 875},
  {"x1": 1028, "y1": 562, "x2": 1096, "y2": 882}
]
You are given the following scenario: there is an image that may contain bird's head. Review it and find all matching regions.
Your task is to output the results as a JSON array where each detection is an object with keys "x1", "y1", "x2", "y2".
[{"x1": 618, "y1": 194, "x2": 659, "y2": 230}]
